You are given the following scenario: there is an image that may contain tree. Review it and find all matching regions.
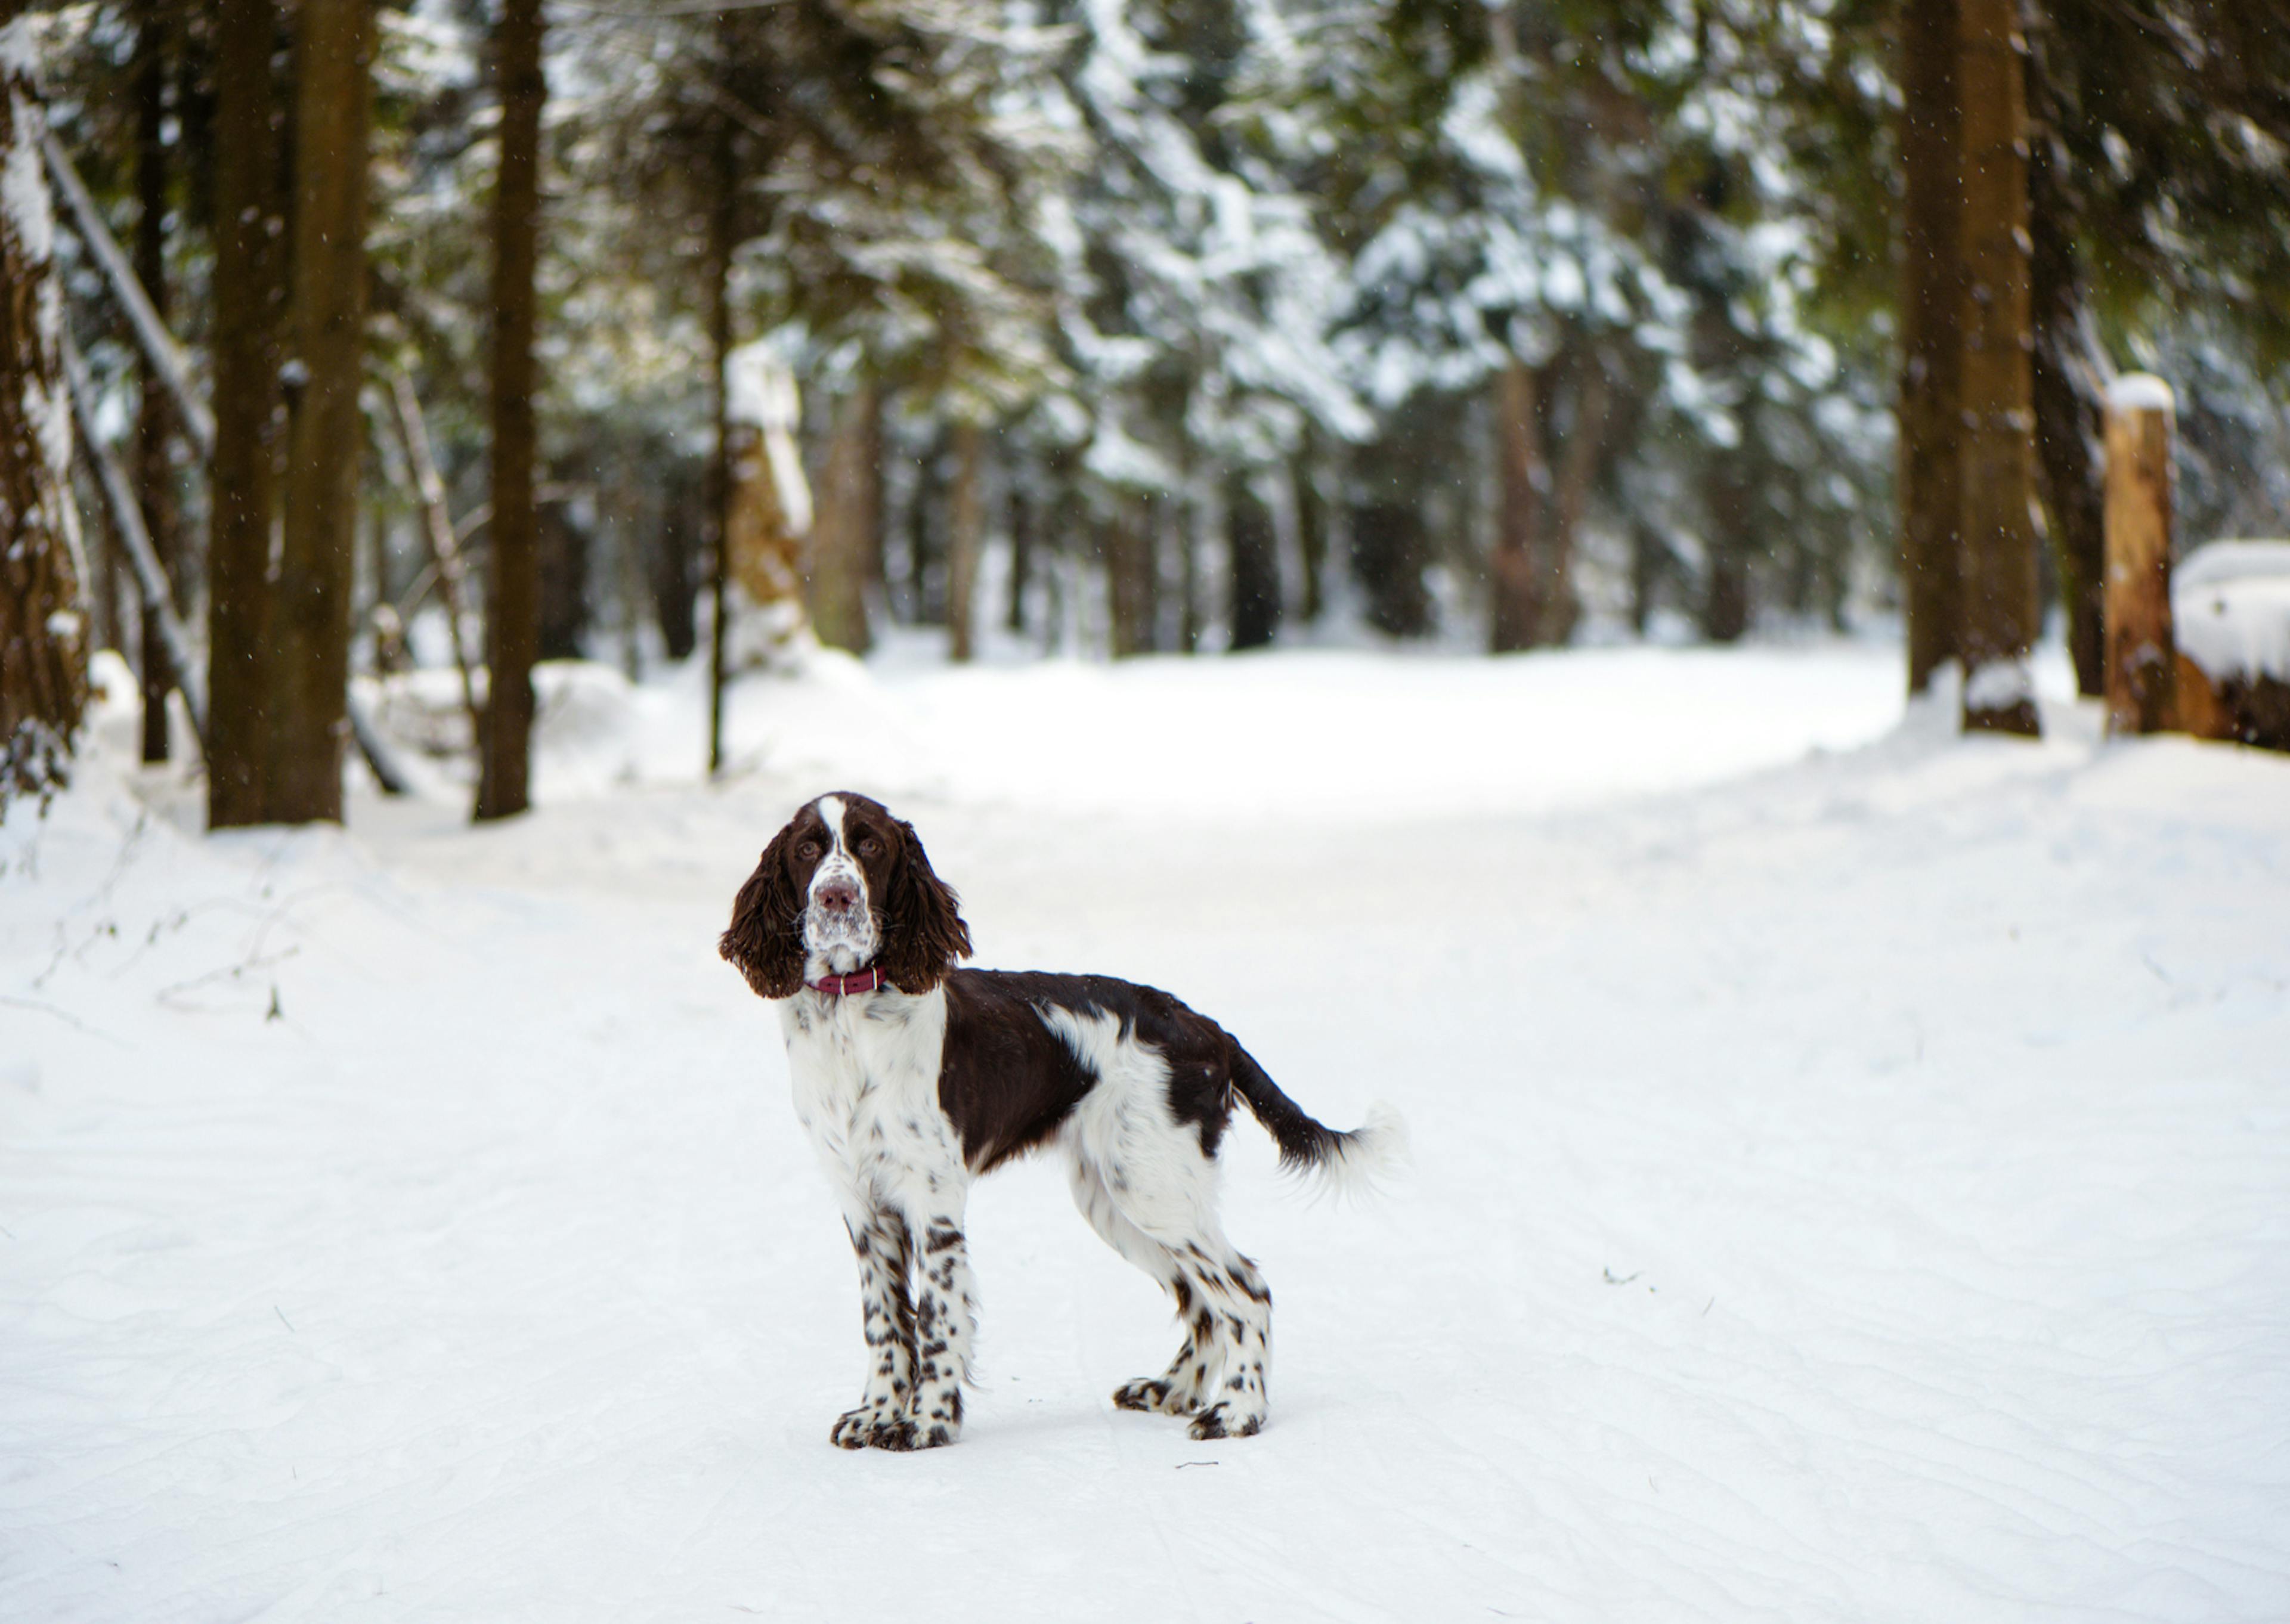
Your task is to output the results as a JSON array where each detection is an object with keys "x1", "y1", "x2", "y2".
[
  {"x1": 475, "y1": 0, "x2": 544, "y2": 821},
  {"x1": 206, "y1": 0, "x2": 284, "y2": 829},
  {"x1": 131, "y1": 0, "x2": 176, "y2": 763},
  {"x1": 1954, "y1": 0, "x2": 2040, "y2": 736},
  {"x1": 1899, "y1": 0, "x2": 1962, "y2": 693},
  {"x1": 268, "y1": 0, "x2": 374, "y2": 822},
  {"x1": 2, "y1": 20, "x2": 88, "y2": 806}
]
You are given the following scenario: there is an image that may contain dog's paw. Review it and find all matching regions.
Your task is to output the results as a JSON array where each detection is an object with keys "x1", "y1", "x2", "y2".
[
  {"x1": 831, "y1": 1406, "x2": 892, "y2": 1449},
  {"x1": 1113, "y1": 1377, "x2": 1196, "y2": 1415},
  {"x1": 1186, "y1": 1402, "x2": 1263, "y2": 1441},
  {"x1": 866, "y1": 1416, "x2": 958, "y2": 1451}
]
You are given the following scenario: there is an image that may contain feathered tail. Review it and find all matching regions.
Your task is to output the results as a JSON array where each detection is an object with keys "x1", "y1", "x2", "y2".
[{"x1": 1227, "y1": 1041, "x2": 1407, "y2": 1198}]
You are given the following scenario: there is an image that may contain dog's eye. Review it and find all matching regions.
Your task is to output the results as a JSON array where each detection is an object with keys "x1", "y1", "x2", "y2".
[
  {"x1": 796, "y1": 841, "x2": 821, "y2": 861},
  {"x1": 858, "y1": 838, "x2": 882, "y2": 857}
]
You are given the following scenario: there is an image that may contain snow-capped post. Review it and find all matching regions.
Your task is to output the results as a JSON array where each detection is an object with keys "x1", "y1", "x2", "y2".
[
  {"x1": 721, "y1": 342, "x2": 813, "y2": 643},
  {"x1": 1, "y1": 20, "x2": 89, "y2": 806},
  {"x1": 2102, "y1": 372, "x2": 2177, "y2": 736}
]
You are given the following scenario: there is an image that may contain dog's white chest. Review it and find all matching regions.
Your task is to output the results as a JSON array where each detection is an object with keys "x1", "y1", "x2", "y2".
[{"x1": 780, "y1": 987, "x2": 961, "y2": 1204}]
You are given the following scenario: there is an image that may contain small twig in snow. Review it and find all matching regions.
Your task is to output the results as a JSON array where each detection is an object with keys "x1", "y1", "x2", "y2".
[
  {"x1": 0, "y1": 994, "x2": 126, "y2": 1046},
  {"x1": 1601, "y1": 1267, "x2": 1640, "y2": 1286},
  {"x1": 275, "y1": 1306, "x2": 296, "y2": 1334},
  {"x1": 1174, "y1": 1461, "x2": 1220, "y2": 1470}
]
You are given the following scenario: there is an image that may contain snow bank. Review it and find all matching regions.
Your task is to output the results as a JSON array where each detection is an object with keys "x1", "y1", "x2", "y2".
[{"x1": 2174, "y1": 540, "x2": 2290, "y2": 683}]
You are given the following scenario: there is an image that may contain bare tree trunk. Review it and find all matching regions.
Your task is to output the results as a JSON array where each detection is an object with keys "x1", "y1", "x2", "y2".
[
  {"x1": 1955, "y1": 0, "x2": 2041, "y2": 736},
  {"x1": 810, "y1": 382, "x2": 879, "y2": 655},
  {"x1": 206, "y1": 0, "x2": 284, "y2": 828},
  {"x1": 475, "y1": 0, "x2": 543, "y2": 821},
  {"x1": 2027, "y1": 122, "x2": 2105, "y2": 698},
  {"x1": 2, "y1": 35, "x2": 88, "y2": 805},
  {"x1": 945, "y1": 417, "x2": 982, "y2": 662},
  {"x1": 1293, "y1": 431, "x2": 1327, "y2": 625},
  {"x1": 1900, "y1": 0, "x2": 1963, "y2": 692},
  {"x1": 270, "y1": 0, "x2": 374, "y2": 821},
  {"x1": 1544, "y1": 361, "x2": 1609, "y2": 647},
  {"x1": 1489, "y1": 357, "x2": 1545, "y2": 653},
  {"x1": 1004, "y1": 478, "x2": 1031, "y2": 635},
  {"x1": 1104, "y1": 503, "x2": 1149, "y2": 658},
  {"x1": 1701, "y1": 447, "x2": 1753, "y2": 644},
  {"x1": 133, "y1": 0, "x2": 175, "y2": 764},
  {"x1": 704, "y1": 114, "x2": 734, "y2": 776},
  {"x1": 1227, "y1": 470, "x2": 1279, "y2": 651}
]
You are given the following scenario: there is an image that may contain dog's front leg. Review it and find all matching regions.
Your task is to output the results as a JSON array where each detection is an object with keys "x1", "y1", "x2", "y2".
[
  {"x1": 830, "y1": 1208, "x2": 917, "y2": 1449},
  {"x1": 896, "y1": 1203, "x2": 978, "y2": 1450}
]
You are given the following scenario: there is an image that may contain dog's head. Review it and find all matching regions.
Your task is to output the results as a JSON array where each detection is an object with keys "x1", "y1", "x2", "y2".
[{"x1": 719, "y1": 792, "x2": 971, "y2": 998}]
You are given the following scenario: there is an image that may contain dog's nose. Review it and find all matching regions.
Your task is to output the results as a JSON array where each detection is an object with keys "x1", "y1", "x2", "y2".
[{"x1": 816, "y1": 878, "x2": 859, "y2": 914}]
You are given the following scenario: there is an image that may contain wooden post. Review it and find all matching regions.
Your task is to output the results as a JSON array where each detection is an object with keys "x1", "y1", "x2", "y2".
[{"x1": 2102, "y1": 373, "x2": 2176, "y2": 735}]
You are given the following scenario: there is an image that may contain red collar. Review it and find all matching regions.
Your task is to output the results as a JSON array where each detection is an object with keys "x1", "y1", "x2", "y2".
[{"x1": 808, "y1": 966, "x2": 888, "y2": 997}]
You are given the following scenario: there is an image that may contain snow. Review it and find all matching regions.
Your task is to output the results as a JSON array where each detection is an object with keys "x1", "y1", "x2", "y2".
[
  {"x1": 2108, "y1": 371, "x2": 2177, "y2": 414},
  {"x1": 2175, "y1": 541, "x2": 2290, "y2": 684},
  {"x1": 1963, "y1": 655, "x2": 2035, "y2": 712},
  {"x1": 6, "y1": 646, "x2": 2289, "y2": 1622}
]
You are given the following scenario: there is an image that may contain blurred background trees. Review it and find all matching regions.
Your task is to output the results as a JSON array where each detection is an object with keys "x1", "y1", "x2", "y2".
[{"x1": 8, "y1": 0, "x2": 2288, "y2": 820}]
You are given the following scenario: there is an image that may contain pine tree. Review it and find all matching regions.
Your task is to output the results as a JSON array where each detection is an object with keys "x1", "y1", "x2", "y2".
[
  {"x1": 268, "y1": 0, "x2": 375, "y2": 822},
  {"x1": 206, "y1": 0, "x2": 284, "y2": 829},
  {"x1": 1954, "y1": 0, "x2": 2040, "y2": 736},
  {"x1": 2, "y1": 21, "x2": 88, "y2": 805},
  {"x1": 475, "y1": 0, "x2": 544, "y2": 821}
]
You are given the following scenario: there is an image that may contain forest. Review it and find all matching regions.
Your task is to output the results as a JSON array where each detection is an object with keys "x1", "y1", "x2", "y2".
[{"x1": 5, "y1": 0, "x2": 2286, "y2": 823}]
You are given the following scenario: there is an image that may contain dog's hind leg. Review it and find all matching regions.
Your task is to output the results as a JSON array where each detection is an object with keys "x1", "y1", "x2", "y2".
[
  {"x1": 1067, "y1": 1158, "x2": 1220, "y2": 1416},
  {"x1": 831, "y1": 1207, "x2": 917, "y2": 1450}
]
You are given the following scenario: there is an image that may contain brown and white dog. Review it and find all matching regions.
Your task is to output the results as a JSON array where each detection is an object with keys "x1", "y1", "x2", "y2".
[{"x1": 720, "y1": 792, "x2": 1402, "y2": 1449}]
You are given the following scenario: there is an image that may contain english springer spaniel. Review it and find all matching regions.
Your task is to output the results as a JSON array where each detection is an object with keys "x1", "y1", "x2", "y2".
[{"x1": 719, "y1": 792, "x2": 1402, "y2": 1449}]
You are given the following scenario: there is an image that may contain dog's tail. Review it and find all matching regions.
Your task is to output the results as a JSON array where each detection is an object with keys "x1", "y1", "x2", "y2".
[{"x1": 1228, "y1": 1041, "x2": 1407, "y2": 1199}]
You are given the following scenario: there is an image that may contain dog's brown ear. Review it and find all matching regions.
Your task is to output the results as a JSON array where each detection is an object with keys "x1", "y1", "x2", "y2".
[
  {"x1": 720, "y1": 823, "x2": 807, "y2": 999},
  {"x1": 877, "y1": 819, "x2": 971, "y2": 994}
]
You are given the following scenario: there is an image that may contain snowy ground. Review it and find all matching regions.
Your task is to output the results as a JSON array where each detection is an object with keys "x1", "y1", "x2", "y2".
[{"x1": 4, "y1": 641, "x2": 2287, "y2": 1622}]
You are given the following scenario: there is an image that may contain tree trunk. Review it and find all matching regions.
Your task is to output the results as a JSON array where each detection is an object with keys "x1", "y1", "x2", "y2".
[
  {"x1": 810, "y1": 383, "x2": 879, "y2": 655},
  {"x1": 654, "y1": 466, "x2": 700, "y2": 660},
  {"x1": 133, "y1": 0, "x2": 175, "y2": 764},
  {"x1": 475, "y1": 0, "x2": 544, "y2": 821},
  {"x1": 1701, "y1": 447, "x2": 1753, "y2": 644},
  {"x1": 1004, "y1": 478, "x2": 1031, "y2": 635},
  {"x1": 206, "y1": 0, "x2": 284, "y2": 828},
  {"x1": 1545, "y1": 361, "x2": 1609, "y2": 648},
  {"x1": 269, "y1": 0, "x2": 374, "y2": 822},
  {"x1": 1955, "y1": 0, "x2": 2041, "y2": 736},
  {"x1": 1227, "y1": 470, "x2": 1279, "y2": 651},
  {"x1": 704, "y1": 113, "x2": 734, "y2": 775},
  {"x1": 1489, "y1": 357, "x2": 1545, "y2": 653},
  {"x1": 945, "y1": 417, "x2": 982, "y2": 662},
  {"x1": 537, "y1": 497, "x2": 586, "y2": 662},
  {"x1": 2, "y1": 35, "x2": 89, "y2": 806},
  {"x1": 1293, "y1": 432, "x2": 1327, "y2": 625},
  {"x1": 1104, "y1": 503, "x2": 1151, "y2": 658},
  {"x1": 2027, "y1": 128, "x2": 2105, "y2": 698},
  {"x1": 1899, "y1": 0, "x2": 1964, "y2": 693}
]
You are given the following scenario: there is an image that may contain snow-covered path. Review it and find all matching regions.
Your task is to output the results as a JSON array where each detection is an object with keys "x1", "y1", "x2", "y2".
[{"x1": 4, "y1": 646, "x2": 2287, "y2": 1622}]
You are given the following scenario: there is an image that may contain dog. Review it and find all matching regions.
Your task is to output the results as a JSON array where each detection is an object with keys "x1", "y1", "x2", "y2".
[{"x1": 719, "y1": 792, "x2": 1403, "y2": 1449}]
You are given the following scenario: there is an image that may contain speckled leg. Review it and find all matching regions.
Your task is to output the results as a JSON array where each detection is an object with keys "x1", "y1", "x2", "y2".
[
  {"x1": 830, "y1": 1210, "x2": 916, "y2": 1449},
  {"x1": 892, "y1": 1211, "x2": 977, "y2": 1450}
]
